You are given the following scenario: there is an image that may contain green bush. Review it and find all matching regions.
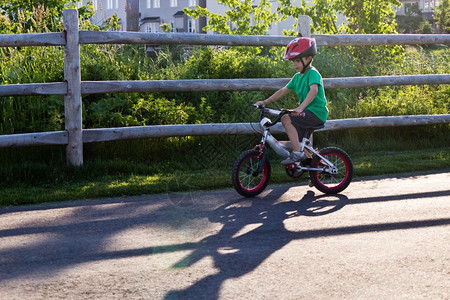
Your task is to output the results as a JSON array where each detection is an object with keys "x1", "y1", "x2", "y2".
[
  {"x1": 85, "y1": 94, "x2": 213, "y2": 128},
  {"x1": 354, "y1": 85, "x2": 449, "y2": 117}
]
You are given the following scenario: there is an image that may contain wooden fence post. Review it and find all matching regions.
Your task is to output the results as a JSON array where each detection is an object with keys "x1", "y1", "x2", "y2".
[
  {"x1": 298, "y1": 15, "x2": 311, "y2": 37},
  {"x1": 63, "y1": 9, "x2": 83, "y2": 166}
]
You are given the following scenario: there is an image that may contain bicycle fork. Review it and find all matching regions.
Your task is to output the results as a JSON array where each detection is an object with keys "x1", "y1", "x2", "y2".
[{"x1": 302, "y1": 143, "x2": 338, "y2": 174}]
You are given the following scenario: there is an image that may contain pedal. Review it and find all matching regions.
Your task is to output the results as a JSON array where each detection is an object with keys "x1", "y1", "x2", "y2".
[
  {"x1": 285, "y1": 163, "x2": 296, "y2": 169},
  {"x1": 285, "y1": 162, "x2": 304, "y2": 178}
]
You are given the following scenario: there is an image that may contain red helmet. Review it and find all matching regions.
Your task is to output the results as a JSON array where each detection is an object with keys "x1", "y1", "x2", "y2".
[{"x1": 283, "y1": 37, "x2": 317, "y2": 60}]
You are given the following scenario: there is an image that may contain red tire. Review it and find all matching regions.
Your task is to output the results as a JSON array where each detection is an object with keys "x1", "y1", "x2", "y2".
[
  {"x1": 232, "y1": 149, "x2": 271, "y2": 197},
  {"x1": 309, "y1": 147, "x2": 353, "y2": 194}
]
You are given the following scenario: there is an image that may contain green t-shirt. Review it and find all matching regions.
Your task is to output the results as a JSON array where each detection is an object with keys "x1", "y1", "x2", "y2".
[{"x1": 286, "y1": 66, "x2": 328, "y2": 122}]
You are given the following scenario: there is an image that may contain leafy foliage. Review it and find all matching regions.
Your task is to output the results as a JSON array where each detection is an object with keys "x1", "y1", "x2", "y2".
[
  {"x1": 0, "y1": 1, "x2": 118, "y2": 33},
  {"x1": 396, "y1": 15, "x2": 425, "y2": 33},
  {"x1": 277, "y1": 0, "x2": 401, "y2": 34},
  {"x1": 184, "y1": 0, "x2": 405, "y2": 79},
  {"x1": 333, "y1": 0, "x2": 400, "y2": 34},
  {"x1": 418, "y1": 20, "x2": 433, "y2": 34},
  {"x1": 435, "y1": 0, "x2": 450, "y2": 33},
  {"x1": 183, "y1": 0, "x2": 280, "y2": 35},
  {"x1": 0, "y1": 0, "x2": 86, "y2": 32}
]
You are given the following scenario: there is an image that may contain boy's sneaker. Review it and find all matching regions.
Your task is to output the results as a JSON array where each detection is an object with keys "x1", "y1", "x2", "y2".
[{"x1": 281, "y1": 151, "x2": 307, "y2": 165}]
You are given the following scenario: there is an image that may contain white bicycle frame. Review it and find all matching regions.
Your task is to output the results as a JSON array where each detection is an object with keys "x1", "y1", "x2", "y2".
[{"x1": 258, "y1": 107, "x2": 338, "y2": 174}]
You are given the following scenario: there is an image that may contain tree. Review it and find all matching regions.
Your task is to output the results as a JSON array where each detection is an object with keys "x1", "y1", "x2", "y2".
[
  {"x1": 277, "y1": 0, "x2": 340, "y2": 35},
  {"x1": 334, "y1": 0, "x2": 400, "y2": 33},
  {"x1": 183, "y1": 0, "x2": 280, "y2": 35},
  {"x1": 396, "y1": 3, "x2": 423, "y2": 33},
  {"x1": 278, "y1": 0, "x2": 401, "y2": 34},
  {"x1": 160, "y1": 23, "x2": 173, "y2": 33},
  {"x1": 0, "y1": 0, "x2": 99, "y2": 33},
  {"x1": 434, "y1": 0, "x2": 450, "y2": 33},
  {"x1": 405, "y1": 3, "x2": 422, "y2": 17},
  {"x1": 418, "y1": 20, "x2": 433, "y2": 34}
]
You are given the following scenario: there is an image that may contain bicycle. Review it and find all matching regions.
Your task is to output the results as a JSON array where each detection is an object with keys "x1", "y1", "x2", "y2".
[{"x1": 232, "y1": 105, "x2": 353, "y2": 197}]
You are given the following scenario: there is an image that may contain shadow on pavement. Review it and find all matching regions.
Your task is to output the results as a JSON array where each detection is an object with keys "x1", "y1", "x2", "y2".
[{"x1": 0, "y1": 185, "x2": 448, "y2": 299}]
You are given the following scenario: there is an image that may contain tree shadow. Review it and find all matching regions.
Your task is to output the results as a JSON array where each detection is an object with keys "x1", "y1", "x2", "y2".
[
  {"x1": 163, "y1": 186, "x2": 450, "y2": 299},
  {"x1": 0, "y1": 195, "x2": 212, "y2": 282},
  {"x1": 164, "y1": 189, "x2": 348, "y2": 299}
]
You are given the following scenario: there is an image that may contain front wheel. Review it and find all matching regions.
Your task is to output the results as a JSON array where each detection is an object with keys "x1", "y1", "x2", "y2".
[
  {"x1": 232, "y1": 149, "x2": 271, "y2": 197},
  {"x1": 309, "y1": 147, "x2": 353, "y2": 194}
]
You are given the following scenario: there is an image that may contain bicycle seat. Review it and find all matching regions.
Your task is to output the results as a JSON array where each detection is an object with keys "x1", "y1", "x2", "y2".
[
  {"x1": 303, "y1": 124, "x2": 325, "y2": 139},
  {"x1": 311, "y1": 124, "x2": 325, "y2": 130}
]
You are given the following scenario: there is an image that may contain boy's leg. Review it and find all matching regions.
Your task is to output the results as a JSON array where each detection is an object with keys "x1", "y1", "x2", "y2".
[
  {"x1": 281, "y1": 115, "x2": 301, "y2": 152},
  {"x1": 280, "y1": 114, "x2": 308, "y2": 165},
  {"x1": 285, "y1": 110, "x2": 324, "y2": 160}
]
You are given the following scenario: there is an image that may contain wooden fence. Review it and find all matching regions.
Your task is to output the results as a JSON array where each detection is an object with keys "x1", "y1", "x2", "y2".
[{"x1": 0, "y1": 9, "x2": 449, "y2": 166}]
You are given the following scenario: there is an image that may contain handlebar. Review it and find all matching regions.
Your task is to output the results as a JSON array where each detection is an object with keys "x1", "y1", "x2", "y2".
[{"x1": 250, "y1": 104, "x2": 290, "y2": 127}]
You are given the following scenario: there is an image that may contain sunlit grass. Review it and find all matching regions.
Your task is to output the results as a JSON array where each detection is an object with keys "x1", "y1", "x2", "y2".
[{"x1": 1, "y1": 147, "x2": 448, "y2": 207}]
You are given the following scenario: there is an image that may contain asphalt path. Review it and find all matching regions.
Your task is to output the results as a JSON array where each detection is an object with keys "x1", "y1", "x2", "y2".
[{"x1": 0, "y1": 171, "x2": 449, "y2": 299}]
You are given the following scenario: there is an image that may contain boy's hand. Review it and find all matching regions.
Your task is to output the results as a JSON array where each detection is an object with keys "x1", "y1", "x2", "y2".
[
  {"x1": 254, "y1": 101, "x2": 265, "y2": 107},
  {"x1": 290, "y1": 108, "x2": 305, "y2": 117}
]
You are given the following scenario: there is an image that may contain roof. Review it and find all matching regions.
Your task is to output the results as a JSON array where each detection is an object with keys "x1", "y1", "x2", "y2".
[{"x1": 141, "y1": 17, "x2": 161, "y2": 23}]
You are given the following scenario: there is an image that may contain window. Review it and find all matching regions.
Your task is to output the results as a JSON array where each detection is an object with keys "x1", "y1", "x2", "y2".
[
  {"x1": 153, "y1": 0, "x2": 160, "y2": 8},
  {"x1": 188, "y1": 18, "x2": 195, "y2": 32},
  {"x1": 170, "y1": 0, "x2": 178, "y2": 7},
  {"x1": 423, "y1": 0, "x2": 439, "y2": 12},
  {"x1": 146, "y1": 0, "x2": 151, "y2": 8},
  {"x1": 424, "y1": 0, "x2": 431, "y2": 11},
  {"x1": 107, "y1": 0, "x2": 118, "y2": 9},
  {"x1": 92, "y1": 0, "x2": 98, "y2": 10},
  {"x1": 146, "y1": 23, "x2": 159, "y2": 33},
  {"x1": 188, "y1": 0, "x2": 196, "y2": 7}
]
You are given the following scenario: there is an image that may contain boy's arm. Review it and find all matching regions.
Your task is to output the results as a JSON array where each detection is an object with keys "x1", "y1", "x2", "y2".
[
  {"x1": 292, "y1": 84, "x2": 318, "y2": 115},
  {"x1": 255, "y1": 87, "x2": 291, "y2": 106}
]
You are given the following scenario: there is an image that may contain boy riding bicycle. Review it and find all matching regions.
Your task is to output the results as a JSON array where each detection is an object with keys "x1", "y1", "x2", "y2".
[{"x1": 255, "y1": 37, "x2": 328, "y2": 165}]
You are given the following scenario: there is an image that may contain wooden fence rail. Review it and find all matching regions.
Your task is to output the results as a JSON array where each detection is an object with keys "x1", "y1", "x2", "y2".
[
  {"x1": 2, "y1": 31, "x2": 450, "y2": 48},
  {"x1": 0, "y1": 9, "x2": 449, "y2": 166},
  {"x1": 78, "y1": 31, "x2": 450, "y2": 46},
  {"x1": 1, "y1": 74, "x2": 450, "y2": 97},
  {"x1": 2, "y1": 114, "x2": 449, "y2": 148}
]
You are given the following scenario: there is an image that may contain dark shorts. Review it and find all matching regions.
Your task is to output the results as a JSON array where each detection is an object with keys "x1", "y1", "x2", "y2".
[{"x1": 288, "y1": 109, "x2": 324, "y2": 140}]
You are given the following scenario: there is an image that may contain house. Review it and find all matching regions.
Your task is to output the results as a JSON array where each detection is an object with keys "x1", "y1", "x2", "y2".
[
  {"x1": 75, "y1": 0, "x2": 128, "y2": 30},
  {"x1": 76, "y1": 0, "x2": 310, "y2": 35},
  {"x1": 138, "y1": 0, "x2": 310, "y2": 35},
  {"x1": 140, "y1": 0, "x2": 206, "y2": 33},
  {"x1": 80, "y1": 0, "x2": 442, "y2": 34},
  {"x1": 396, "y1": 0, "x2": 440, "y2": 20}
]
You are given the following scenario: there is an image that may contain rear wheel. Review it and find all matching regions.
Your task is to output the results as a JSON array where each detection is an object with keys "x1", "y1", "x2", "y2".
[
  {"x1": 309, "y1": 147, "x2": 353, "y2": 194},
  {"x1": 232, "y1": 149, "x2": 271, "y2": 197}
]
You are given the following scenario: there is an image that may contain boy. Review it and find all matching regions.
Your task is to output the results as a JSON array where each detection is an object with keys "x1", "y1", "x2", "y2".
[{"x1": 255, "y1": 37, "x2": 328, "y2": 165}]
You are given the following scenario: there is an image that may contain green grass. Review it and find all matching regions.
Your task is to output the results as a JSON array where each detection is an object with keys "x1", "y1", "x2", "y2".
[{"x1": 1, "y1": 146, "x2": 448, "y2": 207}]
